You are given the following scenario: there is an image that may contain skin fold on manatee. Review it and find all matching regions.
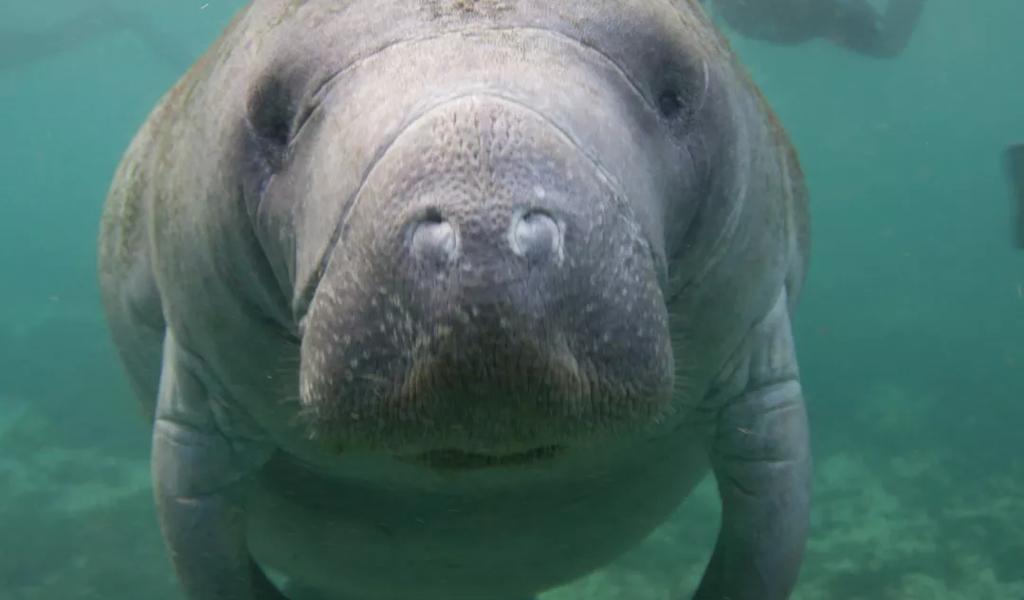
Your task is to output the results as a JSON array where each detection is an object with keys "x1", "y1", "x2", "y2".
[{"x1": 98, "y1": 1, "x2": 811, "y2": 599}]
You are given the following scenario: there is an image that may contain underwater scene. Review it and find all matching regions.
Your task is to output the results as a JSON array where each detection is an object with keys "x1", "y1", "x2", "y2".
[{"x1": 1, "y1": 1, "x2": 1022, "y2": 598}]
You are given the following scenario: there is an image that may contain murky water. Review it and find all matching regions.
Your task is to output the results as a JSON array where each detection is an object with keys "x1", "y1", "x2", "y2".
[{"x1": 1, "y1": 1, "x2": 1022, "y2": 598}]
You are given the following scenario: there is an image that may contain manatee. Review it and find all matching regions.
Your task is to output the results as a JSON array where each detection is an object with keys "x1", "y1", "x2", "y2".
[
  {"x1": 703, "y1": 0, "x2": 926, "y2": 58},
  {"x1": 98, "y1": 1, "x2": 811, "y2": 599}
]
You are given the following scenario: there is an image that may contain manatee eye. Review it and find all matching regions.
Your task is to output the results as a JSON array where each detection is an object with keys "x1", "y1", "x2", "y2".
[
  {"x1": 656, "y1": 60, "x2": 710, "y2": 127},
  {"x1": 657, "y1": 90, "x2": 685, "y2": 120},
  {"x1": 247, "y1": 74, "x2": 297, "y2": 169}
]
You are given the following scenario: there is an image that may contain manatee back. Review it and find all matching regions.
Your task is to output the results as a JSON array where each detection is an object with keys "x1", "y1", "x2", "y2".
[{"x1": 97, "y1": 6, "x2": 255, "y2": 416}]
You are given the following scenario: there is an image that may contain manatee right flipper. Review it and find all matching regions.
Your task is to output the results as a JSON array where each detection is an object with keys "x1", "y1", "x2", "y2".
[
  {"x1": 1006, "y1": 144, "x2": 1024, "y2": 249},
  {"x1": 692, "y1": 294, "x2": 811, "y2": 600},
  {"x1": 151, "y1": 333, "x2": 282, "y2": 600}
]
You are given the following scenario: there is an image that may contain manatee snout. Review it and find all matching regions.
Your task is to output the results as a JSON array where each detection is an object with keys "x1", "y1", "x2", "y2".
[{"x1": 299, "y1": 95, "x2": 675, "y2": 456}]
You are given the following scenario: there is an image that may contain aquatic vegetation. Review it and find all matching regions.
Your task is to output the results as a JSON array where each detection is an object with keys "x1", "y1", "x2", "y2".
[
  {"x1": 541, "y1": 438, "x2": 1024, "y2": 599},
  {"x1": 0, "y1": 401, "x2": 176, "y2": 600}
]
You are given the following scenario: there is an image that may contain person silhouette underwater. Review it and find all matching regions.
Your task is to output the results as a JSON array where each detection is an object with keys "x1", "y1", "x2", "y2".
[{"x1": 703, "y1": 0, "x2": 926, "y2": 58}]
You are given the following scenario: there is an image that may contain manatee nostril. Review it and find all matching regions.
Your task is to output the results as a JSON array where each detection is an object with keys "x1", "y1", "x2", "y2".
[
  {"x1": 509, "y1": 209, "x2": 563, "y2": 265},
  {"x1": 410, "y1": 209, "x2": 458, "y2": 266}
]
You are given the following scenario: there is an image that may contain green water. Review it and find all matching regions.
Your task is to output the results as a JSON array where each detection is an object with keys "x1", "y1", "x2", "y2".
[{"x1": 1, "y1": 1, "x2": 1021, "y2": 598}]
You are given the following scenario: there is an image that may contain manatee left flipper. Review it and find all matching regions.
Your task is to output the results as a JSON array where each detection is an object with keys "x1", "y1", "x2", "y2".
[
  {"x1": 152, "y1": 333, "x2": 282, "y2": 600},
  {"x1": 692, "y1": 294, "x2": 811, "y2": 600}
]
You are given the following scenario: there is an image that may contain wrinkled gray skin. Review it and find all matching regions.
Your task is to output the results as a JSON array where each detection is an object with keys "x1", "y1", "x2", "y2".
[{"x1": 99, "y1": 1, "x2": 810, "y2": 599}]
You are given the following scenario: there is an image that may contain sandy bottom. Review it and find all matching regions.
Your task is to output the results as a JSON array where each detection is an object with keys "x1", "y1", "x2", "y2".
[{"x1": 2, "y1": 385, "x2": 1022, "y2": 600}]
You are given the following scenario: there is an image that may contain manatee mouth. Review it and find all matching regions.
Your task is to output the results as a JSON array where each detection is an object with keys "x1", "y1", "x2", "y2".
[{"x1": 401, "y1": 445, "x2": 567, "y2": 470}]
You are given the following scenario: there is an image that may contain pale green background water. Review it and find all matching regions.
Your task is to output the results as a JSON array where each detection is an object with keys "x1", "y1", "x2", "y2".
[{"x1": 1, "y1": 1, "x2": 1021, "y2": 598}]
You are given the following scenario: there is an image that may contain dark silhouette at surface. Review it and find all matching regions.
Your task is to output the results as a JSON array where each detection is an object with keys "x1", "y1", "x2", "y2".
[
  {"x1": 0, "y1": 5, "x2": 190, "y2": 72},
  {"x1": 704, "y1": 0, "x2": 926, "y2": 58},
  {"x1": 1006, "y1": 145, "x2": 1024, "y2": 249}
]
